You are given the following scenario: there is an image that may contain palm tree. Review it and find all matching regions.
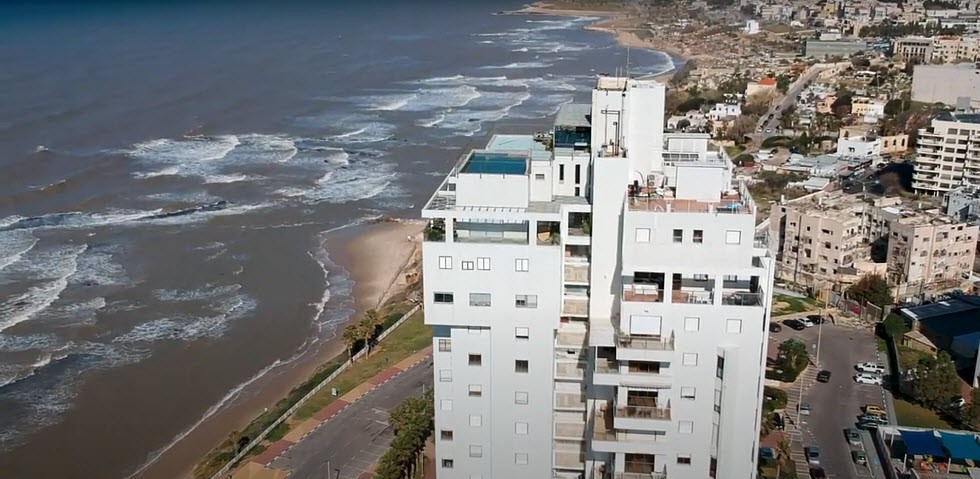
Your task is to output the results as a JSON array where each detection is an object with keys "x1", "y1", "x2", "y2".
[
  {"x1": 342, "y1": 323, "x2": 361, "y2": 362},
  {"x1": 361, "y1": 309, "x2": 381, "y2": 355}
]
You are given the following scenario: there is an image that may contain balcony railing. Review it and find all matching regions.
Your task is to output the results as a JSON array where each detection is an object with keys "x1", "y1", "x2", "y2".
[
  {"x1": 672, "y1": 290, "x2": 713, "y2": 304},
  {"x1": 593, "y1": 466, "x2": 667, "y2": 479},
  {"x1": 565, "y1": 263, "x2": 590, "y2": 283},
  {"x1": 556, "y1": 330, "x2": 587, "y2": 348},
  {"x1": 555, "y1": 361, "x2": 587, "y2": 379},
  {"x1": 616, "y1": 334, "x2": 675, "y2": 351},
  {"x1": 616, "y1": 405, "x2": 671, "y2": 420},
  {"x1": 554, "y1": 420, "x2": 586, "y2": 439},
  {"x1": 554, "y1": 392, "x2": 586, "y2": 410},
  {"x1": 595, "y1": 359, "x2": 620, "y2": 374},
  {"x1": 721, "y1": 290, "x2": 764, "y2": 306},
  {"x1": 554, "y1": 451, "x2": 585, "y2": 469},
  {"x1": 563, "y1": 297, "x2": 589, "y2": 316},
  {"x1": 622, "y1": 284, "x2": 663, "y2": 302}
]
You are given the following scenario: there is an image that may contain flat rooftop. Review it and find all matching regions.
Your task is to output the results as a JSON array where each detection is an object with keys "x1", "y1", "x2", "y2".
[
  {"x1": 460, "y1": 151, "x2": 527, "y2": 175},
  {"x1": 555, "y1": 103, "x2": 592, "y2": 128},
  {"x1": 937, "y1": 110, "x2": 980, "y2": 124},
  {"x1": 485, "y1": 134, "x2": 550, "y2": 162}
]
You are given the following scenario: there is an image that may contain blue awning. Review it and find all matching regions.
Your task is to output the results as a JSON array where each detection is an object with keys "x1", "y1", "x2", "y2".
[
  {"x1": 941, "y1": 432, "x2": 980, "y2": 461},
  {"x1": 900, "y1": 430, "x2": 945, "y2": 457}
]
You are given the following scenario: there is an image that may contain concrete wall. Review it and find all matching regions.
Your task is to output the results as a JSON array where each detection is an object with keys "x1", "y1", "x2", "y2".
[
  {"x1": 456, "y1": 173, "x2": 529, "y2": 208},
  {"x1": 912, "y1": 64, "x2": 980, "y2": 108}
]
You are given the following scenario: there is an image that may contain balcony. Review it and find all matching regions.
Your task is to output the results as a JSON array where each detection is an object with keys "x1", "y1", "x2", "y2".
[
  {"x1": 721, "y1": 289, "x2": 764, "y2": 306},
  {"x1": 672, "y1": 289, "x2": 714, "y2": 304},
  {"x1": 454, "y1": 220, "x2": 530, "y2": 245},
  {"x1": 555, "y1": 360, "x2": 587, "y2": 380},
  {"x1": 614, "y1": 402, "x2": 672, "y2": 431},
  {"x1": 616, "y1": 334, "x2": 675, "y2": 351},
  {"x1": 623, "y1": 283, "x2": 663, "y2": 303},
  {"x1": 554, "y1": 418, "x2": 586, "y2": 440},
  {"x1": 593, "y1": 360, "x2": 672, "y2": 388},
  {"x1": 556, "y1": 329, "x2": 588, "y2": 349},
  {"x1": 592, "y1": 466, "x2": 668, "y2": 479},
  {"x1": 554, "y1": 450, "x2": 585, "y2": 469},
  {"x1": 565, "y1": 263, "x2": 590, "y2": 283},
  {"x1": 563, "y1": 297, "x2": 589, "y2": 317},
  {"x1": 554, "y1": 391, "x2": 586, "y2": 411}
]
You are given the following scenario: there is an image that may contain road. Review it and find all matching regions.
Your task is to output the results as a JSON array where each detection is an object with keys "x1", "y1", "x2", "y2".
[
  {"x1": 271, "y1": 359, "x2": 434, "y2": 479},
  {"x1": 772, "y1": 319, "x2": 886, "y2": 479},
  {"x1": 757, "y1": 67, "x2": 824, "y2": 140}
]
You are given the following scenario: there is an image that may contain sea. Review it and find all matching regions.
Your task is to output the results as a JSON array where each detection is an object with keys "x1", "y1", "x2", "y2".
[{"x1": 0, "y1": 2, "x2": 675, "y2": 477}]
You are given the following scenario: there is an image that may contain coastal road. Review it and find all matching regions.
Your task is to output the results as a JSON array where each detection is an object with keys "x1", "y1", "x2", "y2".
[
  {"x1": 270, "y1": 358, "x2": 433, "y2": 479},
  {"x1": 772, "y1": 320, "x2": 884, "y2": 478}
]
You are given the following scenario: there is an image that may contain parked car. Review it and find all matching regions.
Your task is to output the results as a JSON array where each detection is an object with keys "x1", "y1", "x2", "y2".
[
  {"x1": 772, "y1": 412, "x2": 785, "y2": 430},
  {"x1": 852, "y1": 450, "x2": 867, "y2": 465},
  {"x1": 846, "y1": 428, "x2": 862, "y2": 446},
  {"x1": 858, "y1": 414, "x2": 888, "y2": 425},
  {"x1": 857, "y1": 419, "x2": 880, "y2": 430},
  {"x1": 799, "y1": 317, "x2": 815, "y2": 327},
  {"x1": 864, "y1": 405, "x2": 886, "y2": 416},
  {"x1": 854, "y1": 373, "x2": 883, "y2": 385},
  {"x1": 809, "y1": 467, "x2": 827, "y2": 479},
  {"x1": 951, "y1": 397, "x2": 966, "y2": 409},
  {"x1": 816, "y1": 370, "x2": 832, "y2": 383},
  {"x1": 806, "y1": 446, "x2": 821, "y2": 465},
  {"x1": 783, "y1": 319, "x2": 806, "y2": 331},
  {"x1": 769, "y1": 322, "x2": 782, "y2": 333},
  {"x1": 856, "y1": 362, "x2": 886, "y2": 374},
  {"x1": 799, "y1": 400, "x2": 811, "y2": 416}
]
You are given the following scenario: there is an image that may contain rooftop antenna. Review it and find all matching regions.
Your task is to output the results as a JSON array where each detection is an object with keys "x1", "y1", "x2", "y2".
[{"x1": 626, "y1": 44, "x2": 631, "y2": 79}]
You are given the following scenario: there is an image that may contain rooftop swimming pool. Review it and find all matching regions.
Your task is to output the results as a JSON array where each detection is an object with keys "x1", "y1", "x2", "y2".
[{"x1": 461, "y1": 152, "x2": 527, "y2": 175}]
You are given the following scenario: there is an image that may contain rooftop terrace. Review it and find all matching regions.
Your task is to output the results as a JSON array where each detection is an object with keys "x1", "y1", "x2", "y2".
[
  {"x1": 628, "y1": 182, "x2": 756, "y2": 216},
  {"x1": 460, "y1": 152, "x2": 528, "y2": 175}
]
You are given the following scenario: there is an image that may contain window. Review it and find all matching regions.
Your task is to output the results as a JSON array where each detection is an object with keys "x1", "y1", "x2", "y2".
[
  {"x1": 574, "y1": 186, "x2": 580, "y2": 196},
  {"x1": 515, "y1": 258, "x2": 529, "y2": 272},
  {"x1": 469, "y1": 354, "x2": 482, "y2": 366},
  {"x1": 469, "y1": 293, "x2": 491, "y2": 307},
  {"x1": 716, "y1": 356, "x2": 726, "y2": 379},
  {"x1": 574, "y1": 164, "x2": 581, "y2": 184},
  {"x1": 434, "y1": 292, "x2": 454, "y2": 304},
  {"x1": 635, "y1": 228, "x2": 651, "y2": 242},
  {"x1": 469, "y1": 415, "x2": 482, "y2": 427},
  {"x1": 442, "y1": 459, "x2": 454, "y2": 469},
  {"x1": 673, "y1": 229, "x2": 683, "y2": 243},
  {"x1": 440, "y1": 399, "x2": 453, "y2": 411},
  {"x1": 515, "y1": 422, "x2": 528, "y2": 435},
  {"x1": 559, "y1": 164, "x2": 565, "y2": 182},
  {"x1": 693, "y1": 274, "x2": 709, "y2": 281},
  {"x1": 681, "y1": 387, "x2": 696, "y2": 399},
  {"x1": 725, "y1": 230, "x2": 742, "y2": 244},
  {"x1": 683, "y1": 353, "x2": 698, "y2": 366},
  {"x1": 515, "y1": 327, "x2": 529, "y2": 340},
  {"x1": 723, "y1": 275, "x2": 738, "y2": 282},
  {"x1": 439, "y1": 369, "x2": 452, "y2": 382},
  {"x1": 535, "y1": 173, "x2": 545, "y2": 181},
  {"x1": 469, "y1": 384, "x2": 483, "y2": 397},
  {"x1": 714, "y1": 388, "x2": 723, "y2": 412},
  {"x1": 677, "y1": 455, "x2": 692, "y2": 465},
  {"x1": 438, "y1": 338, "x2": 451, "y2": 352},
  {"x1": 515, "y1": 294, "x2": 538, "y2": 308},
  {"x1": 515, "y1": 453, "x2": 529, "y2": 465},
  {"x1": 515, "y1": 391, "x2": 529, "y2": 404},
  {"x1": 710, "y1": 457, "x2": 717, "y2": 478},
  {"x1": 441, "y1": 430, "x2": 453, "y2": 440},
  {"x1": 693, "y1": 229, "x2": 703, "y2": 244},
  {"x1": 515, "y1": 360, "x2": 529, "y2": 373},
  {"x1": 438, "y1": 256, "x2": 452, "y2": 269},
  {"x1": 726, "y1": 319, "x2": 742, "y2": 334},
  {"x1": 684, "y1": 317, "x2": 700, "y2": 332},
  {"x1": 476, "y1": 257, "x2": 491, "y2": 270},
  {"x1": 469, "y1": 445, "x2": 483, "y2": 458},
  {"x1": 461, "y1": 261, "x2": 474, "y2": 270},
  {"x1": 679, "y1": 420, "x2": 694, "y2": 434}
]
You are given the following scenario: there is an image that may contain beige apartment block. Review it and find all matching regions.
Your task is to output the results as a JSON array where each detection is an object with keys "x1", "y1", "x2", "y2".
[
  {"x1": 913, "y1": 111, "x2": 980, "y2": 196},
  {"x1": 886, "y1": 214, "x2": 979, "y2": 300},
  {"x1": 930, "y1": 36, "x2": 980, "y2": 64},
  {"x1": 893, "y1": 36, "x2": 934, "y2": 63}
]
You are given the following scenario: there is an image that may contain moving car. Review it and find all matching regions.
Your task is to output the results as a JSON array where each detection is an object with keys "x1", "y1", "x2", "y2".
[
  {"x1": 783, "y1": 319, "x2": 806, "y2": 331},
  {"x1": 852, "y1": 450, "x2": 867, "y2": 465},
  {"x1": 854, "y1": 373, "x2": 883, "y2": 385},
  {"x1": 799, "y1": 400, "x2": 811, "y2": 416},
  {"x1": 856, "y1": 362, "x2": 886, "y2": 374},
  {"x1": 864, "y1": 405, "x2": 886, "y2": 416},
  {"x1": 806, "y1": 446, "x2": 821, "y2": 465},
  {"x1": 809, "y1": 467, "x2": 827, "y2": 479},
  {"x1": 816, "y1": 370, "x2": 832, "y2": 383},
  {"x1": 846, "y1": 428, "x2": 862, "y2": 446},
  {"x1": 769, "y1": 322, "x2": 782, "y2": 333}
]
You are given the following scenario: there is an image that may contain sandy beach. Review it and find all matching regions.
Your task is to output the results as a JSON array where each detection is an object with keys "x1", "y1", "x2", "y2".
[{"x1": 136, "y1": 219, "x2": 424, "y2": 479}]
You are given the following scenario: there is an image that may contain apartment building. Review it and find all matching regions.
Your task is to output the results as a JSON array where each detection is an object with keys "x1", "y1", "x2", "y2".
[
  {"x1": 945, "y1": 184, "x2": 980, "y2": 221},
  {"x1": 931, "y1": 36, "x2": 980, "y2": 63},
  {"x1": 893, "y1": 36, "x2": 934, "y2": 63},
  {"x1": 913, "y1": 111, "x2": 980, "y2": 195},
  {"x1": 911, "y1": 63, "x2": 980, "y2": 109},
  {"x1": 886, "y1": 212, "x2": 979, "y2": 301},
  {"x1": 422, "y1": 77, "x2": 775, "y2": 479}
]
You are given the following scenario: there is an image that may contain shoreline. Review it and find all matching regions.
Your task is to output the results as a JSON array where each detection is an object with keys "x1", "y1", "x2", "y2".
[{"x1": 137, "y1": 219, "x2": 423, "y2": 479}]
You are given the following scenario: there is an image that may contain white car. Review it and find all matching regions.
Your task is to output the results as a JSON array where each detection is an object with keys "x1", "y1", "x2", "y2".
[
  {"x1": 856, "y1": 362, "x2": 886, "y2": 374},
  {"x1": 799, "y1": 317, "x2": 815, "y2": 327},
  {"x1": 854, "y1": 373, "x2": 883, "y2": 385}
]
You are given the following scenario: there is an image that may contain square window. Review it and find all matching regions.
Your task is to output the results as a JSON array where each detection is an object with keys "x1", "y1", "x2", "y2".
[
  {"x1": 515, "y1": 391, "x2": 529, "y2": 404},
  {"x1": 673, "y1": 229, "x2": 683, "y2": 243},
  {"x1": 441, "y1": 430, "x2": 453, "y2": 441},
  {"x1": 469, "y1": 293, "x2": 491, "y2": 307},
  {"x1": 684, "y1": 317, "x2": 700, "y2": 332},
  {"x1": 725, "y1": 230, "x2": 742, "y2": 244},
  {"x1": 469, "y1": 354, "x2": 482, "y2": 366},
  {"x1": 434, "y1": 292, "x2": 454, "y2": 304},
  {"x1": 515, "y1": 453, "x2": 529, "y2": 465},
  {"x1": 469, "y1": 415, "x2": 482, "y2": 427},
  {"x1": 442, "y1": 459, "x2": 454, "y2": 469},
  {"x1": 679, "y1": 420, "x2": 694, "y2": 433},
  {"x1": 515, "y1": 359, "x2": 529, "y2": 373},
  {"x1": 440, "y1": 399, "x2": 453, "y2": 411},
  {"x1": 515, "y1": 327, "x2": 529, "y2": 340},
  {"x1": 469, "y1": 445, "x2": 483, "y2": 457},
  {"x1": 677, "y1": 454, "x2": 692, "y2": 465},
  {"x1": 438, "y1": 256, "x2": 453, "y2": 269},
  {"x1": 439, "y1": 369, "x2": 452, "y2": 382},
  {"x1": 726, "y1": 319, "x2": 742, "y2": 334},
  {"x1": 469, "y1": 384, "x2": 483, "y2": 397},
  {"x1": 515, "y1": 294, "x2": 538, "y2": 308},
  {"x1": 515, "y1": 422, "x2": 528, "y2": 435},
  {"x1": 515, "y1": 258, "x2": 529, "y2": 272},
  {"x1": 535, "y1": 173, "x2": 545, "y2": 181},
  {"x1": 477, "y1": 257, "x2": 491, "y2": 270},
  {"x1": 635, "y1": 228, "x2": 651, "y2": 242},
  {"x1": 681, "y1": 387, "x2": 696, "y2": 399},
  {"x1": 462, "y1": 261, "x2": 475, "y2": 270},
  {"x1": 683, "y1": 353, "x2": 698, "y2": 366},
  {"x1": 693, "y1": 230, "x2": 704, "y2": 244},
  {"x1": 438, "y1": 338, "x2": 451, "y2": 352}
]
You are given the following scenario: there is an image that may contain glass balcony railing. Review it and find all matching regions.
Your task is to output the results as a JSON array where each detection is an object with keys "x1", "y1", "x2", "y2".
[{"x1": 616, "y1": 334, "x2": 675, "y2": 351}]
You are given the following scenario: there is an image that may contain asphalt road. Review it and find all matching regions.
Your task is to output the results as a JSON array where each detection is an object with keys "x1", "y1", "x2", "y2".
[
  {"x1": 758, "y1": 67, "x2": 824, "y2": 140},
  {"x1": 271, "y1": 359, "x2": 434, "y2": 479},
  {"x1": 772, "y1": 320, "x2": 884, "y2": 478}
]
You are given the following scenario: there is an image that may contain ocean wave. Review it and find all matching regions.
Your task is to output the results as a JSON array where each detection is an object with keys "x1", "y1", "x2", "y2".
[
  {"x1": 128, "y1": 134, "x2": 298, "y2": 179},
  {"x1": 69, "y1": 247, "x2": 130, "y2": 288},
  {"x1": 0, "y1": 350, "x2": 70, "y2": 389},
  {"x1": 114, "y1": 294, "x2": 256, "y2": 343},
  {"x1": 0, "y1": 231, "x2": 38, "y2": 272},
  {"x1": 480, "y1": 61, "x2": 553, "y2": 70},
  {"x1": 362, "y1": 85, "x2": 481, "y2": 112},
  {"x1": 0, "y1": 334, "x2": 56, "y2": 352},
  {"x1": 203, "y1": 173, "x2": 255, "y2": 184},
  {"x1": 326, "y1": 122, "x2": 394, "y2": 143},
  {"x1": 0, "y1": 244, "x2": 86, "y2": 333},
  {"x1": 153, "y1": 283, "x2": 242, "y2": 302},
  {"x1": 133, "y1": 166, "x2": 180, "y2": 179}
]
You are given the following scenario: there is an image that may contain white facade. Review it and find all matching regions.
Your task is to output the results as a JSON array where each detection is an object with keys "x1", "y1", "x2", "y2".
[
  {"x1": 913, "y1": 111, "x2": 980, "y2": 195},
  {"x1": 836, "y1": 135, "x2": 882, "y2": 157},
  {"x1": 707, "y1": 103, "x2": 742, "y2": 121},
  {"x1": 422, "y1": 76, "x2": 774, "y2": 479}
]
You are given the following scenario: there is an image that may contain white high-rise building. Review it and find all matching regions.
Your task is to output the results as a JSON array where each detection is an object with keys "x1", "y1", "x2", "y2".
[{"x1": 422, "y1": 76, "x2": 775, "y2": 479}]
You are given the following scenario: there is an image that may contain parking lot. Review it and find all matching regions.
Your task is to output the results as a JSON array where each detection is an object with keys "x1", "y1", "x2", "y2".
[{"x1": 771, "y1": 318, "x2": 887, "y2": 478}]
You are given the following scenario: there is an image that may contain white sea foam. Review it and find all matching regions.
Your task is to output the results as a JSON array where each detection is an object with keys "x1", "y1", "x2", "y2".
[
  {"x1": 326, "y1": 121, "x2": 395, "y2": 143},
  {"x1": 0, "y1": 231, "x2": 38, "y2": 272},
  {"x1": 512, "y1": 47, "x2": 529, "y2": 52},
  {"x1": 0, "y1": 334, "x2": 56, "y2": 352},
  {"x1": 69, "y1": 249, "x2": 130, "y2": 287},
  {"x1": 363, "y1": 85, "x2": 481, "y2": 113},
  {"x1": 130, "y1": 135, "x2": 240, "y2": 166},
  {"x1": 416, "y1": 113, "x2": 446, "y2": 128},
  {"x1": 45, "y1": 297, "x2": 106, "y2": 327},
  {"x1": 0, "y1": 244, "x2": 87, "y2": 332},
  {"x1": 153, "y1": 284, "x2": 242, "y2": 302},
  {"x1": 114, "y1": 294, "x2": 256, "y2": 343},
  {"x1": 480, "y1": 61, "x2": 553, "y2": 70},
  {"x1": 203, "y1": 173, "x2": 253, "y2": 184},
  {"x1": 133, "y1": 166, "x2": 180, "y2": 179},
  {"x1": 128, "y1": 134, "x2": 298, "y2": 179}
]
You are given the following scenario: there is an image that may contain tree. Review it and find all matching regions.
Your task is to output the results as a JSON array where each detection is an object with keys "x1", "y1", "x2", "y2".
[
  {"x1": 342, "y1": 322, "x2": 362, "y2": 361},
  {"x1": 962, "y1": 388, "x2": 980, "y2": 430},
  {"x1": 884, "y1": 99, "x2": 907, "y2": 116},
  {"x1": 882, "y1": 313, "x2": 910, "y2": 339},
  {"x1": 361, "y1": 309, "x2": 381, "y2": 355},
  {"x1": 910, "y1": 351, "x2": 960, "y2": 409},
  {"x1": 847, "y1": 274, "x2": 893, "y2": 306},
  {"x1": 676, "y1": 118, "x2": 691, "y2": 130}
]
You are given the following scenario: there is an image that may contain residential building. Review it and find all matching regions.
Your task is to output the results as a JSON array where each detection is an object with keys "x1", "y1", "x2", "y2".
[
  {"x1": 893, "y1": 36, "x2": 934, "y2": 63},
  {"x1": 803, "y1": 39, "x2": 868, "y2": 58},
  {"x1": 911, "y1": 63, "x2": 980, "y2": 109},
  {"x1": 851, "y1": 98, "x2": 887, "y2": 124},
  {"x1": 945, "y1": 184, "x2": 980, "y2": 221},
  {"x1": 886, "y1": 212, "x2": 979, "y2": 300},
  {"x1": 913, "y1": 111, "x2": 980, "y2": 195},
  {"x1": 707, "y1": 102, "x2": 742, "y2": 121},
  {"x1": 931, "y1": 35, "x2": 980, "y2": 63},
  {"x1": 422, "y1": 76, "x2": 775, "y2": 479},
  {"x1": 745, "y1": 77, "x2": 777, "y2": 98}
]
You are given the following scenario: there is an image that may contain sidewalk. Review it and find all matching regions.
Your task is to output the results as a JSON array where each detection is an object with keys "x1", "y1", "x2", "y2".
[
  {"x1": 783, "y1": 365, "x2": 818, "y2": 478},
  {"x1": 230, "y1": 347, "x2": 433, "y2": 479}
]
